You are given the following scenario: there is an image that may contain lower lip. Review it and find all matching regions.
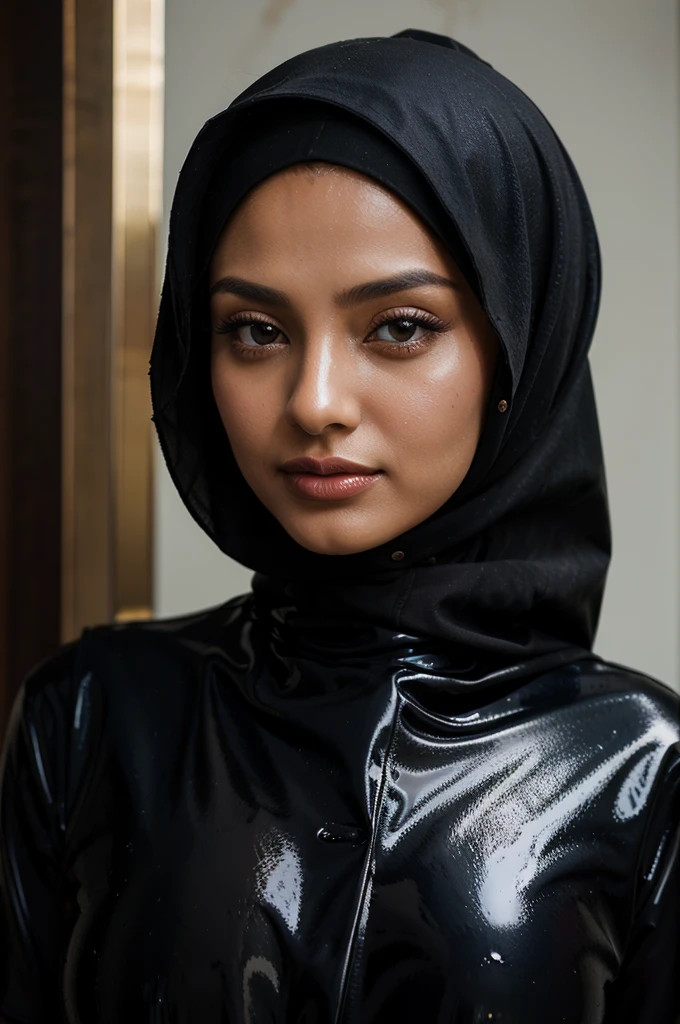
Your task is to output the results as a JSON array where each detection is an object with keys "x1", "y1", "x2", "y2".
[{"x1": 282, "y1": 471, "x2": 382, "y2": 500}]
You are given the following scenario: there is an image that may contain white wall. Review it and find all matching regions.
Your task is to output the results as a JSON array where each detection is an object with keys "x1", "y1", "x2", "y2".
[{"x1": 156, "y1": 0, "x2": 679, "y2": 689}]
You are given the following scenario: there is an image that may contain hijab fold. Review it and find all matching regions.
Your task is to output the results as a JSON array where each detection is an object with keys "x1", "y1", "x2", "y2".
[{"x1": 149, "y1": 28, "x2": 610, "y2": 691}]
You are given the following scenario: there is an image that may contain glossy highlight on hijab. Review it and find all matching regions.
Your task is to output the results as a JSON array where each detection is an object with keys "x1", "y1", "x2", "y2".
[{"x1": 209, "y1": 163, "x2": 499, "y2": 556}]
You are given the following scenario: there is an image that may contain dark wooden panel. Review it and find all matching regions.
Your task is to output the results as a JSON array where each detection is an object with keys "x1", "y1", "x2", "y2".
[
  {"x1": 0, "y1": 0, "x2": 64, "y2": 741},
  {"x1": 61, "y1": 0, "x2": 115, "y2": 641},
  {"x1": 0, "y1": 0, "x2": 11, "y2": 740}
]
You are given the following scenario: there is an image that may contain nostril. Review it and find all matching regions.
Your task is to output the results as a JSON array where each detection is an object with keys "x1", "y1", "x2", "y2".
[{"x1": 316, "y1": 823, "x2": 367, "y2": 845}]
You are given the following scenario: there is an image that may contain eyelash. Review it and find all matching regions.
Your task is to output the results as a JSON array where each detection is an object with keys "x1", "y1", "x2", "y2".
[{"x1": 212, "y1": 308, "x2": 452, "y2": 359}]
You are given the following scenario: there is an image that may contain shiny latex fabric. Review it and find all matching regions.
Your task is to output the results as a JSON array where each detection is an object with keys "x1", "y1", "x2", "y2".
[{"x1": 0, "y1": 592, "x2": 679, "y2": 1024}]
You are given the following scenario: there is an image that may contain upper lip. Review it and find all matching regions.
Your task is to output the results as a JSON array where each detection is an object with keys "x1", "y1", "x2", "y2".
[{"x1": 280, "y1": 457, "x2": 380, "y2": 476}]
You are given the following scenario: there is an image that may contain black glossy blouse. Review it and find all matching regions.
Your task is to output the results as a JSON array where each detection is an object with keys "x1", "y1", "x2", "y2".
[{"x1": 0, "y1": 590, "x2": 678, "y2": 1023}]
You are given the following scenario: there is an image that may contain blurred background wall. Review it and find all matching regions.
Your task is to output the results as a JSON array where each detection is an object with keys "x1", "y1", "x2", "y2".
[{"x1": 155, "y1": 0, "x2": 679, "y2": 688}]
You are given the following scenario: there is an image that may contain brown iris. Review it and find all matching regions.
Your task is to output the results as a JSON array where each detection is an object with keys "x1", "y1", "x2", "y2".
[{"x1": 386, "y1": 318, "x2": 419, "y2": 342}]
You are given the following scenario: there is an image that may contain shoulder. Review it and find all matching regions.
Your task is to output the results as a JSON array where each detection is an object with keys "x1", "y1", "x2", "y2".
[
  {"x1": 82, "y1": 590, "x2": 254, "y2": 662},
  {"x1": 5, "y1": 635, "x2": 82, "y2": 740},
  {"x1": 474, "y1": 657, "x2": 680, "y2": 835},
  {"x1": 564, "y1": 657, "x2": 680, "y2": 779},
  {"x1": 1, "y1": 593, "x2": 255, "y2": 810},
  {"x1": 570, "y1": 657, "x2": 680, "y2": 826},
  {"x1": 0, "y1": 638, "x2": 82, "y2": 835},
  {"x1": 574, "y1": 657, "x2": 679, "y2": 739},
  {"x1": 45, "y1": 591, "x2": 256, "y2": 704},
  {"x1": 6, "y1": 591, "x2": 253, "y2": 721}
]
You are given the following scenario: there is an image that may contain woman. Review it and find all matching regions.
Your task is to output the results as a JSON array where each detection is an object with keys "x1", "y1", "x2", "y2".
[{"x1": 0, "y1": 28, "x2": 678, "y2": 1024}]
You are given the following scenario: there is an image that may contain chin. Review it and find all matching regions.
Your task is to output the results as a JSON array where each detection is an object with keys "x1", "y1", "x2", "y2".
[
  {"x1": 282, "y1": 520, "x2": 387, "y2": 557},
  {"x1": 292, "y1": 535, "x2": 375, "y2": 557}
]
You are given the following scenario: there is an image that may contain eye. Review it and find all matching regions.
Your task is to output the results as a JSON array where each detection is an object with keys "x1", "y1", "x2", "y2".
[
  {"x1": 235, "y1": 321, "x2": 283, "y2": 346},
  {"x1": 373, "y1": 318, "x2": 431, "y2": 344},
  {"x1": 214, "y1": 317, "x2": 286, "y2": 347}
]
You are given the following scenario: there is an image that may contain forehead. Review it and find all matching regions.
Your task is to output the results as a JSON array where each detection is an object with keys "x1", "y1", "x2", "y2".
[{"x1": 209, "y1": 164, "x2": 450, "y2": 278}]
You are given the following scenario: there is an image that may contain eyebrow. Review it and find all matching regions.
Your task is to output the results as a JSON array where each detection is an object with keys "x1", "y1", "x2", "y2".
[
  {"x1": 335, "y1": 270, "x2": 460, "y2": 307},
  {"x1": 209, "y1": 269, "x2": 460, "y2": 307}
]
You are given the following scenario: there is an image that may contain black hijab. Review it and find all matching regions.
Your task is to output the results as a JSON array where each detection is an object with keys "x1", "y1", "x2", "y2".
[{"x1": 149, "y1": 28, "x2": 610, "y2": 691}]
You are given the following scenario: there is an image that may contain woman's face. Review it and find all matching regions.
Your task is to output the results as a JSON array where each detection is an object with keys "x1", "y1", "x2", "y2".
[{"x1": 209, "y1": 165, "x2": 499, "y2": 556}]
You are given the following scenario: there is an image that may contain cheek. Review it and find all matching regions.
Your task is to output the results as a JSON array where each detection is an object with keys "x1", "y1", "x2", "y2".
[
  {"x1": 210, "y1": 356, "x2": 276, "y2": 465},
  {"x1": 372, "y1": 345, "x2": 488, "y2": 469}
]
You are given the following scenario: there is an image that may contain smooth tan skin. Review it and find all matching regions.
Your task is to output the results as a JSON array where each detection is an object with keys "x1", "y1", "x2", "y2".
[{"x1": 209, "y1": 164, "x2": 499, "y2": 556}]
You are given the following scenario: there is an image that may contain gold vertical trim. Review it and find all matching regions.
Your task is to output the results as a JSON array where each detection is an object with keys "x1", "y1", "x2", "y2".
[
  {"x1": 112, "y1": 0, "x2": 164, "y2": 623},
  {"x1": 61, "y1": 0, "x2": 163, "y2": 642}
]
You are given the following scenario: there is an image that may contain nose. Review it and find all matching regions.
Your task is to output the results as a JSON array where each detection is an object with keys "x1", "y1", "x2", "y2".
[{"x1": 285, "y1": 333, "x2": 361, "y2": 436}]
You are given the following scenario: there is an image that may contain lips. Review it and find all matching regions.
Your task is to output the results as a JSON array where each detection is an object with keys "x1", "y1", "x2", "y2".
[
  {"x1": 280, "y1": 456, "x2": 382, "y2": 501},
  {"x1": 280, "y1": 456, "x2": 379, "y2": 476}
]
